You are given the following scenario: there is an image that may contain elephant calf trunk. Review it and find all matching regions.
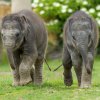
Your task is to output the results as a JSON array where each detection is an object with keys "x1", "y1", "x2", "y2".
[
  {"x1": 84, "y1": 61, "x2": 91, "y2": 74},
  {"x1": 79, "y1": 48, "x2": 91, "y2": 74}
]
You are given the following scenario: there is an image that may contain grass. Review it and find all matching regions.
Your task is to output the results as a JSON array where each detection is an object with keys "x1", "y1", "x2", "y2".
[{"x1": 0, "y1": 56, "x2": 100, "y2": 100}]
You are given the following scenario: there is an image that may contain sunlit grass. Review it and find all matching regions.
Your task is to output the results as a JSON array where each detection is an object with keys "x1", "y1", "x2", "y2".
[{"x1": 0, "y1": 56, "x2": 100, "y2": 100}]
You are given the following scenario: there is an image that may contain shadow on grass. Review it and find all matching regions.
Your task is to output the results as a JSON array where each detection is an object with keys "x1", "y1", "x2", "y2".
[
  {"x1": 1, "y1": 80, "x2": 99, "y2": 96},
  {"x1": 7, "y1": 81, "x2": 77, "y2": 92},
  {"x1": 93, "y1": 84, "x2": 100, "y2": 88}
]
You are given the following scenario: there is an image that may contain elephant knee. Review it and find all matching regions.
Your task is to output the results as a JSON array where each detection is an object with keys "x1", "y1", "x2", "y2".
[
  {"x1": 63, "y1": 60, "x2": 72, "y2": 69},
  {"x1": 19, "y1": 64, "x2": 30, "y2": 74},
  {"x1": 35, "y1": 57, "x2": 44, "y2": 67},
  {"x1": 88, "y1": 54, "x2": 93, "y2": 62}
]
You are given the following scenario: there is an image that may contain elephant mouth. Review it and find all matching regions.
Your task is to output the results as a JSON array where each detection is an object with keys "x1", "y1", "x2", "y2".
[{"x1": 3, "y1": 42, "x2": 15, "y2": 48}]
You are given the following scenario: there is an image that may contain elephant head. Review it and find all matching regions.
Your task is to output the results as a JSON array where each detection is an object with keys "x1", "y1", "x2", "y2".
[
  {"x1": 1, "y1": 14, "x2": 29, "y2": 50},
  {"x1": 70, "y1": 20, "x2": 93, "y2": 74}
]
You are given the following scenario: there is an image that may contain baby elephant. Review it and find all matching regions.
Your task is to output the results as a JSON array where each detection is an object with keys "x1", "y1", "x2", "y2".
[
  {"x1": 62, "y1": 11, "x2": 99, "y2": 88},
  {"x1": 1, "y1": 10, "x2": 47, "y2": 86}
]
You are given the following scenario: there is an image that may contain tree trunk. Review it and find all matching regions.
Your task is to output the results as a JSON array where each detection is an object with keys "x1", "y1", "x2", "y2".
[{"x1": 11, "y1": 0, "x2": 31, "y2": 13}]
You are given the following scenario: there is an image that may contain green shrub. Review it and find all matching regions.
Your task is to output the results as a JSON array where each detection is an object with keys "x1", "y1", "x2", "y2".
[{"x1": 32, "y1": 0, "x2": 100, "y2": 47}]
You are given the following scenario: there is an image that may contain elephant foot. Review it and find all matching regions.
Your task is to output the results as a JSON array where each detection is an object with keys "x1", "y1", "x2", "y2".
[
  {"x1": 78, "y1": 82, "x2": 81, "y2": 87},
  {"x1": 63, "y1": 72, "x2": 73, "y2": 86},
  {"x1": 64, "y1": 77, "x2": 73, "y2": 86},
  {"x1": 12, "y1": 81, "x2": 20, "y2": 86},
  {"x1": 34, "y1": 80, "x2": 42, "y2": 85},
  {"x1": 30, "y1": 67, "x2": 34, "y2": 82},
  {"x1": 80, "y1": 83, "x2": 91, "y2": 88},
  {"x1": 20, "y1": 78, "x2": 32, "y2": 86},
  {"x1": 34, "y1": 78, "x2": 42, "y2": 85}
]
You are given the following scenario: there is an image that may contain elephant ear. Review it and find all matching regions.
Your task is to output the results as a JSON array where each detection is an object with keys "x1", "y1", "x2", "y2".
[
  {"x1": 88, "y1": 17, "x2": 94, "y2": 48},
  {"x1": 88, "y1": 17, "x2": 99, "y2": 48},
  {"x1": 88, "y1": 33, "x2": 93, "y2": 47},
  {"x1": 63, "y1": 17, "x2": 73, "y2": 36},
  {"x1": 68, "y1": 18, "x2": 77, "y2": 47},
  {"x1": 68, "y1": 18, "x2": 73, "y2": 33},
  {"x1": 19, "y1": 15, "x2": 30, "y2": 41}
]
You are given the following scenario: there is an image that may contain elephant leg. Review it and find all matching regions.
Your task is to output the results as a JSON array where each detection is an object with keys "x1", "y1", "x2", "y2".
[
  {"x1": 80, "y1": 53, "x2": 93, "y2": 88},
  {"x1": 19, "y1": 55, "x2": 36, "y2": 86},
  {"x1": 30, "y1": 65, "x2": 35, "y2": 82},
  {"x1": 74, "y1": 66, "x2": 82, "y2": 86},
  {"x1": 72, "y1": 52, "x2": 82, "y2": 87},
  {"x1": 12, "y1": 68, "x2": 20, "y2": 86},
  {"x1": 7, "y1": 49, "x2": 20, "y2": 86},
  {"x1": 62, "y1": 48, "x2": 73, "y2": 86},
  {"x1": 34, "y1": 57, "x2": 43, "y2": 85}
]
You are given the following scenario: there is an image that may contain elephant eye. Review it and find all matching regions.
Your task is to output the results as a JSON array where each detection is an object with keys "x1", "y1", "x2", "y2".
[
  {"x1": 88, "y1": 34, "x2": 91, "y2": 42},
  {"x1": 72, "y1": 32, "x2": 76, "y2": 40},
  {"x1": 72, "y1": 35, "x2": 76, "y2": 41}
]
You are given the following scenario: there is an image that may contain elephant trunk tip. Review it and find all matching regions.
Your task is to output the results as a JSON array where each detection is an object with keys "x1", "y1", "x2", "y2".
[
  {"x1": 86, "y1": 66, "x2": 91, "y2": 74},
  {"x1": 84, "y1": 62, "x2": 91, "y2": 74}
]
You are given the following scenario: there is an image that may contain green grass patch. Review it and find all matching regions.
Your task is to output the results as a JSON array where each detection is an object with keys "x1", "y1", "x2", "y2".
[{"x1": 0, "y1": 57, "x2": 100, "y2": 100}]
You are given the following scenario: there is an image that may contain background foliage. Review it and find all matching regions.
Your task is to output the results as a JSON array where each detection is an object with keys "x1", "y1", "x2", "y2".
[
  {"x1": 32, "y1": 0, "x2": 100, "y2": 54},
  {"x1": 1, "y1": 0, "x2": 100, "y2": 58}
]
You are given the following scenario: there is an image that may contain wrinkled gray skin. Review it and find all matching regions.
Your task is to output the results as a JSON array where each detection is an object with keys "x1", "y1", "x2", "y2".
[
  {"x1": 62, "y1": 11, "x2": 99, "y2": 88},
  {"x1": 1, "y1": 10, "x2": 47, "y2": 86}
]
